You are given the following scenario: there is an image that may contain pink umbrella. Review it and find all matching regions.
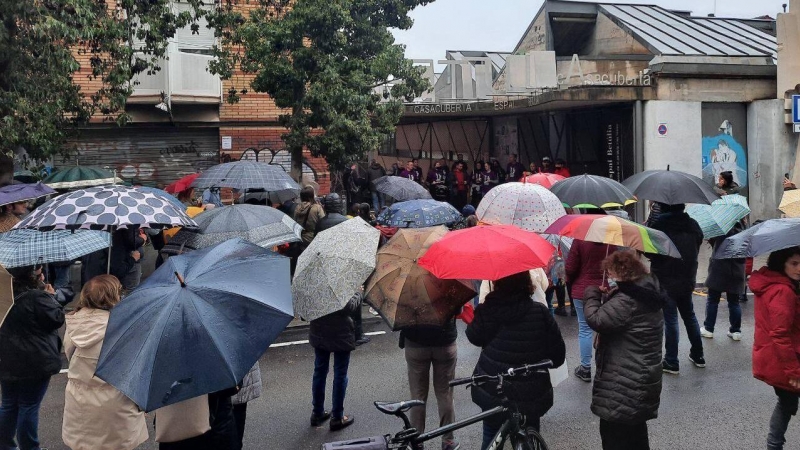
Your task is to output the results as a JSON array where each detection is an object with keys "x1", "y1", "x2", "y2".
[{"x1": 523, "y1": 173, "x2": 565, "y2": 189}]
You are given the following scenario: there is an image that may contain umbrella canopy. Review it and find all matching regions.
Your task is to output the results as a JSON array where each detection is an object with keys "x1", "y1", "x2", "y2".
[
  {"x1": 0, "y1": 229, "x2": 110, "y2": 268},
  {"x1": 134, "y1": 187, "x2": 184, "y2": 210},
  {"x1": 375, "y1": 199, "x2": 461, "y2": 228},
  {"x1": 165, "y1": 173, "x2": 200, "y2": 194},
  {"x1": 544, "y1": 214, "x2": 681, "y2": 257},
  {"x1": 163, "y1": 205, "x2": 302, "y2": 254},
  {"x1": 713, "y1": 218, "x2": 800, "y2": 259},
  {"x1": 522, "y1": 173, "x2": 564, "y2": 188},
  {"x1": 372, "y1": 176, "x2": 432, "y2": 201},
  {"x1": 13, "y1": 171, "x2": 37, "y2": 184},
  {"x1": 686, "y1": 194, "x2": 751, "y2": 239},
  {"x1": 43, "y1": 166, "x2": 121, "y2": 189},
  {"x1": 191, "y1": 161, "x2": 300, "y2": 203},
  {"x1": 623, "y1": 168, "x2": 719, "y2": 205},
  {"x1": 365, "y1": 227, "x2": 476, "y2": 330},
  {"x1": 476, "y1": 182, "x2": 566, "y2": 232},
  {"x1": 418, "y1": 225, "x2": 555, "y2": 281},
  {"x1": 95, "y1": 238, "x2": 293, "y2": 412},
  {"x1": 15, "y1": 186, "x2": 197, "y2": 231},
  {"x1": 541, "y1": 234, "x2": 574, "y2": 261},
  {"x1": 0, "y1": 183, "x2": 55, "y2": 207},
  {"x1": 293, "y1": 218, "x2": 380, "y2": 321},
  {"x1": 779, "y1": 189, "x2": 800, "y2": 218},
  {"x1": 0, "y1": 266, "x2": 12, "y2": 329},
  {"x1": 550, "y1": 174, "x2": 636, "y2": 208}
]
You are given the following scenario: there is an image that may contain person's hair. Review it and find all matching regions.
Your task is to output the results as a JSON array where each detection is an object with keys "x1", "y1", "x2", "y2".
[
  {"x1": 466, "y1": 215, "x2": 479, "y2": 227},
  {"x1": 719, "y1": 171, "x2": 734, "y2": 187},
  {"x1": 358, "y1": 203, "x2": 372, "y2": 221},
  {"x1": 767, "y1": 246, "x2": 800, "y2": 274},
  {"x1": 492, "y1": 271, "x2": 534, "y2": 297},
  {"x1": 8, "y1": 265, "x2": 42, "y2": 294},
  {"x1": 77, "y1": 275, "x2": 122, "y2": 311},
  {"x1": 300, "y1": 186, "x2": 316, "y2": 202},
  {"x1": 602, "y1": 250, "x2": 648, "y2": 282}
]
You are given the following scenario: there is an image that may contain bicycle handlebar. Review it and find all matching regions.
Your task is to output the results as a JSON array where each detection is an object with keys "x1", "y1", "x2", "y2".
[{"x1": 448, "y1": 360, "x2": 554, "y2": 387}]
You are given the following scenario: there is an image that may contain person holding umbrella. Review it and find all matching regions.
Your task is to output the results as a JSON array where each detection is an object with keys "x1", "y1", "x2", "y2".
[
  {"x1": 0, "y1": 265, "x2": 64, "y2": 450},
  {"x1": 750, "y1": 246, "x2": 800, "y2": 450},
  {"x1": 466, "y1": 271, "x2": 566, "y2": 450},
  {"x1": 648, "y1": 203, "x2": 706, "y2": 373},
  {"x1": 700, "y1": 221, "x2": 747, "y2": 341}
]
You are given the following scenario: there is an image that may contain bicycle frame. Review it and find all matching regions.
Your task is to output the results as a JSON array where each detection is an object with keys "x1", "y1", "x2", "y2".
[{"x1": 408, "y1": 406, "x2": 506, "y2": 444}]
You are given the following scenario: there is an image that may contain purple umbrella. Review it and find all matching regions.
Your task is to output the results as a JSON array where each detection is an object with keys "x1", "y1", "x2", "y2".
[{"x1": 0, "y1": 183, "x2": 55, "y2": 207}]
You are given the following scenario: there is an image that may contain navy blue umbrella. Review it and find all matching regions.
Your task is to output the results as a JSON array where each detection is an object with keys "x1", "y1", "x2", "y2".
[
  {"x1": 95, "y1": 238, "x2": 293, "y2": 412},
  {"x1": 713, "y1": 218, "x2": 800, "y2": 259},
  {"x1": 375, "y1": 199, "x2": 461, "y2": 228}
]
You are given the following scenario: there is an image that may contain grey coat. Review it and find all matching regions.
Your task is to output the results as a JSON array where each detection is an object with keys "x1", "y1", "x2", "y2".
[
  {"x1": 231, "y1": 363, "x2": 262, "y2": 405},
  {"x1": 584, "y1": 275, "x2": 665, "y2": 424}
]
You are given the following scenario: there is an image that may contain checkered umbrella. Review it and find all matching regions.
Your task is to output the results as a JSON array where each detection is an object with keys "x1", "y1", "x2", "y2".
[
  {"x1": 191, "y1": 161, "x2": 301, "y2": 203},
  {"x1": 686, "y1": 194, "x2": 750, "y2": 239},
  {"x1": 0, "y1": 228, "x2": 110, "y2": 268},
  {"x1": 14, "y1": 186, "x2": 197, "y2": 231},
  {"x1": 373, "y1": 176, "x2": 432, "y2": 201}
]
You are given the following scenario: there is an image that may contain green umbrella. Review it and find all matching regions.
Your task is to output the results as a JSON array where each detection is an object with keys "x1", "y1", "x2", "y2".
[
  {"x1": 43, "y1": 166, "x2": 122, "y2": 189},
  {"x1": 686, "y1": 194, "x2": 750, "y2": 239}
]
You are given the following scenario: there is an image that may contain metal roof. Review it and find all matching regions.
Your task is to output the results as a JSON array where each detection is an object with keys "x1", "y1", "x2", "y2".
[{"x1": 599, "y1": 4, "x2": 776, "y2": 61}]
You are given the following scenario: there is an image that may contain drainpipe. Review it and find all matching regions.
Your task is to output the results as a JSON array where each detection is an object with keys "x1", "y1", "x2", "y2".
[{"x1": 633, "y1": 100, "x2": 645, "y2": 222}]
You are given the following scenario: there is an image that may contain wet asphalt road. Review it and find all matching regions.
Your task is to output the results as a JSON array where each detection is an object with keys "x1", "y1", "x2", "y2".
[{"x1": 33, "y1": 295, "x2": 799, "y2": 449}]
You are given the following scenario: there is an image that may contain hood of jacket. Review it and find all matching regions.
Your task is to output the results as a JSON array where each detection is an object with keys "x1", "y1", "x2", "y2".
[
  {"x1": 616, "y1": 275, "x2": 666, "y2": 311},
  {"x1": 750, "y1": 267, "x2": 798, "y2": 297},
  {"x1": 653, "y1": 212, "x2": 699, "y2": 234},
  {"x1": 65, "y1": 309, "x2": 109, "y2": 349}
]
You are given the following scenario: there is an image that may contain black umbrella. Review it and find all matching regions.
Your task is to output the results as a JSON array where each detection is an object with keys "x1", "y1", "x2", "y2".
[
  {"x1": 372, "y1": 176, "x2": 431, "y2": 201},
  {"x1": 550, "y1": 174, "x2": 636, "y2": 208},
  {"x1": 713, "y1": 218, "x2": 800, "y2": 259},
  {"x1": 623, "y1": 168, "x2": 719, "y2": 205}
]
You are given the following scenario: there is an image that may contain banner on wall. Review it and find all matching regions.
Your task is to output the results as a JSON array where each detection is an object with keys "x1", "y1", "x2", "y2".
[
  {"x1": 701, "y1": 104, "x2": 748, "y2": 191},
  {"x1": 493, "y1": 117, "x2": 518, "y2": 157}
]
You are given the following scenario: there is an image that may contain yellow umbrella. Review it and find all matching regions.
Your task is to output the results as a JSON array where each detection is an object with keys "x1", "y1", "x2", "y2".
[
  {"x1": 0, "y1": 266, "x2": 14, "y2": 328},
  {"x1": 779, "y1": 190, "x2": 800, "y2": 218}
]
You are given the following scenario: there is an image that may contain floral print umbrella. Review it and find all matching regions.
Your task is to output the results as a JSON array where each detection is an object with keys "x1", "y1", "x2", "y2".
[
  {"x1": 476, "y1": 182, "x2": 566, "y2": 232},
  {"x1": 365, "y1": 227, "x2": 476, "y2": 330},
  {"x1": 292, "y1": 218, "x2": 380, "y2": 321},
  {"x1": 376, "y1": 199, "x2": 461, "y2": 228}
]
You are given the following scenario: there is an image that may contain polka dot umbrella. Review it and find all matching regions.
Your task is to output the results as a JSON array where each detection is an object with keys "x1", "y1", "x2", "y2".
[
  {"x1": 14, "y1": 186, "x2": 197, "y2": 231},
  {"x1": 476, "y1": 182, "x2": 567, "y2": 232}
]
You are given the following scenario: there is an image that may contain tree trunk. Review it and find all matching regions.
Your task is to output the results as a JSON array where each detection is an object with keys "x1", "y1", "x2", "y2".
[{"x1": 290, "y1": 143, "x2": 303, "y2": 184}]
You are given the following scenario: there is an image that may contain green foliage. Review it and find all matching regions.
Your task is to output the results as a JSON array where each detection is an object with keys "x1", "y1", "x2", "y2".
[
  {"x1": 0, "y1": 0, "x2": 203, "y2": 160},
  {"x1": 206, "y1": 0, "x2": 431, "y2": 174}
]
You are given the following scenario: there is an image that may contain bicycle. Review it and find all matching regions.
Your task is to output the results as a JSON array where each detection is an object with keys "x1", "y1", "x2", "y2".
[{"x1": 361, "y1": 359, "x2": 554, "y2": 450}]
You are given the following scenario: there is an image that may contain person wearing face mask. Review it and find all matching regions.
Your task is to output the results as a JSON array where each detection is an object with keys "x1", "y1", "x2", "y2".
[
  {"x1": 584, "y1": 250, "x2": 666, "y2": 450},
  {"x1": 750, "y1": 246, "x2": 800, "y2": 450}
]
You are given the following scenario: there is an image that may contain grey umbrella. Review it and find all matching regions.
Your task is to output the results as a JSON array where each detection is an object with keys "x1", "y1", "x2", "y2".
[
  {"x1": 373, "y1": 176, "x2": 432, "y2": 201},
  {"x1": 622, "y1": 168, "x2": 719, "y2": 205},
  {"x1": 0, "y1": 228, "x2": 110, "y2": 268},
  {"x1": 191, "y1": 161, "x2": 300, "y2": 203},
  {"x1": 713, "y1": 218, "x2": 800, "y2": 259},
  {"x1": 163, "y1": 204, "x2": 302, "y2": 254}
]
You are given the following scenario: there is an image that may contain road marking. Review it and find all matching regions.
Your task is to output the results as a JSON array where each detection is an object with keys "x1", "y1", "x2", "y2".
[
  {"x1": 59, "y1": 369, "x2": 68, "y2": 374},
  {"x1": 269, "y1": 331, "x2": 387, "y2": 348}
]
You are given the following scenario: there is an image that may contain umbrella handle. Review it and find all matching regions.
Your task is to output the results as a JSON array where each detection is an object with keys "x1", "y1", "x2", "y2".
[{"x1": 174, "y1": 272, "x2": 186, "y2": 287}]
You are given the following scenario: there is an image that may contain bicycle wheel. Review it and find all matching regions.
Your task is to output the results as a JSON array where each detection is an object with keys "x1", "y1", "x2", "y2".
[{"x1": 524, "y1": 428, "x2": 549, "y2": 450}]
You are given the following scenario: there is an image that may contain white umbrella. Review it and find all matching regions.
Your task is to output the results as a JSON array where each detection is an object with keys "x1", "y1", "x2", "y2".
[{"x1": 476, "y1": 182, "x2": 567, "y2": 232}]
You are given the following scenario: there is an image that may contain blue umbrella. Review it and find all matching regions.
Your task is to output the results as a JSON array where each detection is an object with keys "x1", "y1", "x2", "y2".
[
  {"x1": 0, "y1": 183, "x2": 55, "y2": 207},
  {"x1": 135, "y1": 186, "x2": 184, "y2": 210},
  {"x1": 95, "y1": 238, "x2": 293, "y2": 412},
  {"x1": 375, "y1": 199, "x2": 461, "y2": 228},
  {"x1": 714, "y1": 218, "x2": 800, "y2": 259}
]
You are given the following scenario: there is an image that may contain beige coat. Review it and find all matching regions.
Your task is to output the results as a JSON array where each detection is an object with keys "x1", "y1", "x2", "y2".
[{"x1": 62, "y1": 308, "x2": 148, "y2": 450}]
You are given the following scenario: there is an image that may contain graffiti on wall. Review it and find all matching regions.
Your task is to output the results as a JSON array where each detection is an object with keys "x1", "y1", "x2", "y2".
[{"x1": 701, "y1": 120, "x2": 747, "y2": 188}]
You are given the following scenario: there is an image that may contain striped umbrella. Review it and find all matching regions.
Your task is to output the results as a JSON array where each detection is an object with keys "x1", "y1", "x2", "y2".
[
  {"x1": 686, "y1": 194, "x2": 750, "y2": 239},
  {"x1": 544, "y1": 214, "x2": 680, "y2": 257}
]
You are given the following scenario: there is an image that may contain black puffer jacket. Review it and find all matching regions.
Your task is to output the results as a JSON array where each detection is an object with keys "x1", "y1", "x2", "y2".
[
  {"x1": 0, "y1": 289, "x2": 65, "y2": 381},
  {"x1": 584, "y1": 275, "x2": 665, "y2": 424},
  {"x1": 309, "y1": 294, "x2": 359, "y2": 353},
  {"x1": 705, "y1": 222, "x2": 747, "y2": 294},
  {"x1": 466, "y1": 292, "x2": 566, "y2": 421},
  {"x1": 648, "y1": 212, "x2": 703, "y2": 295}
]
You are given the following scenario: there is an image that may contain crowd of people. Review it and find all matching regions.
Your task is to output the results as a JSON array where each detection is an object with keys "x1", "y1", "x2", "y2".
[{"x1": 3, "y1": 164, "x2": 800, "y2": 450}]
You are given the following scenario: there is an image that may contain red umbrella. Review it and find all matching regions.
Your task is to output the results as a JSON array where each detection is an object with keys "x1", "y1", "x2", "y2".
[
  {"x1": 523, "y1": 173, "x2": 565, "y2": 189},
  {"x1": 417, "y1": 225, "x2": 555, "y2": 281},
  {"x1": 165, "y1": 173, "x2": 200, "y2": 194}
]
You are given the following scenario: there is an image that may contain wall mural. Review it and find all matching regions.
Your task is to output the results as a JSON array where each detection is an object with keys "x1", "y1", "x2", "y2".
[{"x1": 701, "y1": 104, "x2": 748, "y2": 191}]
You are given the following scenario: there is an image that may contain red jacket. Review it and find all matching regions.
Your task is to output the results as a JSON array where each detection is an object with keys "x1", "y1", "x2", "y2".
[
  {"x1": 554, "y1": 167, "x2": 571, "y2": 178},
  {"x1": 750, "y1": 267, "x2": 800, "y2": 393},
  {"x1": 565, "y1": 240, "x2": 617, "y2": 300}
]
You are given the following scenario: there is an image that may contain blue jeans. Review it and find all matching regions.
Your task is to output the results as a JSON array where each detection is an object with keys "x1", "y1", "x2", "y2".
[
  {"x1": 371, "y1": 191, "x2": 383, "y2": 212},
  {"x1": 481, "y1": 413, "x2": 539, "y2": 450},
  {"x1": 704, "y1": 289, "x2": 742, "y2": 333},
  {"x1": 0, "y1": 378, "x2": 50, "y2": 450},
  {"x1": 312, "y1": 348, "x2": 351, "y2": 420},
  {"x1": 664, "y1": 291, "x2": 704, "y2": 367},
  {"x1": 574, "y1": 299, "x2": 593, "y2": 368}
]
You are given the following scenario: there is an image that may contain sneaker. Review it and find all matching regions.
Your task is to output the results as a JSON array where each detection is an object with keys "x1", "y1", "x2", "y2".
[
  {"x1": 330, "y1": 415, "x2": 355, "y2": 431},
  {"x1": 689, "y1": 355, "x2": 706, "y2": 368},
  {"x1": 554, "y1": 307, "x2": 568, "y2": 316},
  {"x1": 368, "y1": 307, "x2": 379, "y2": 316},
  {"x1": 574, "y1": 365, "x2": 592, "y2": 382},
  {"x1": 442, "y1": 440, "x2": 461, "y2": 450},
  {"x1": 310, "y1": 411, "x2": 331, "y2": 426},
  {"x1": 700, "y1": 327, "x2": 714, "y2": 339},
  {"x1": 727, "y1": 331, "x2": 742, "y2": 341},
  {"x1": 662, "y1": 360, "x2": 680, "y2": 374}
]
